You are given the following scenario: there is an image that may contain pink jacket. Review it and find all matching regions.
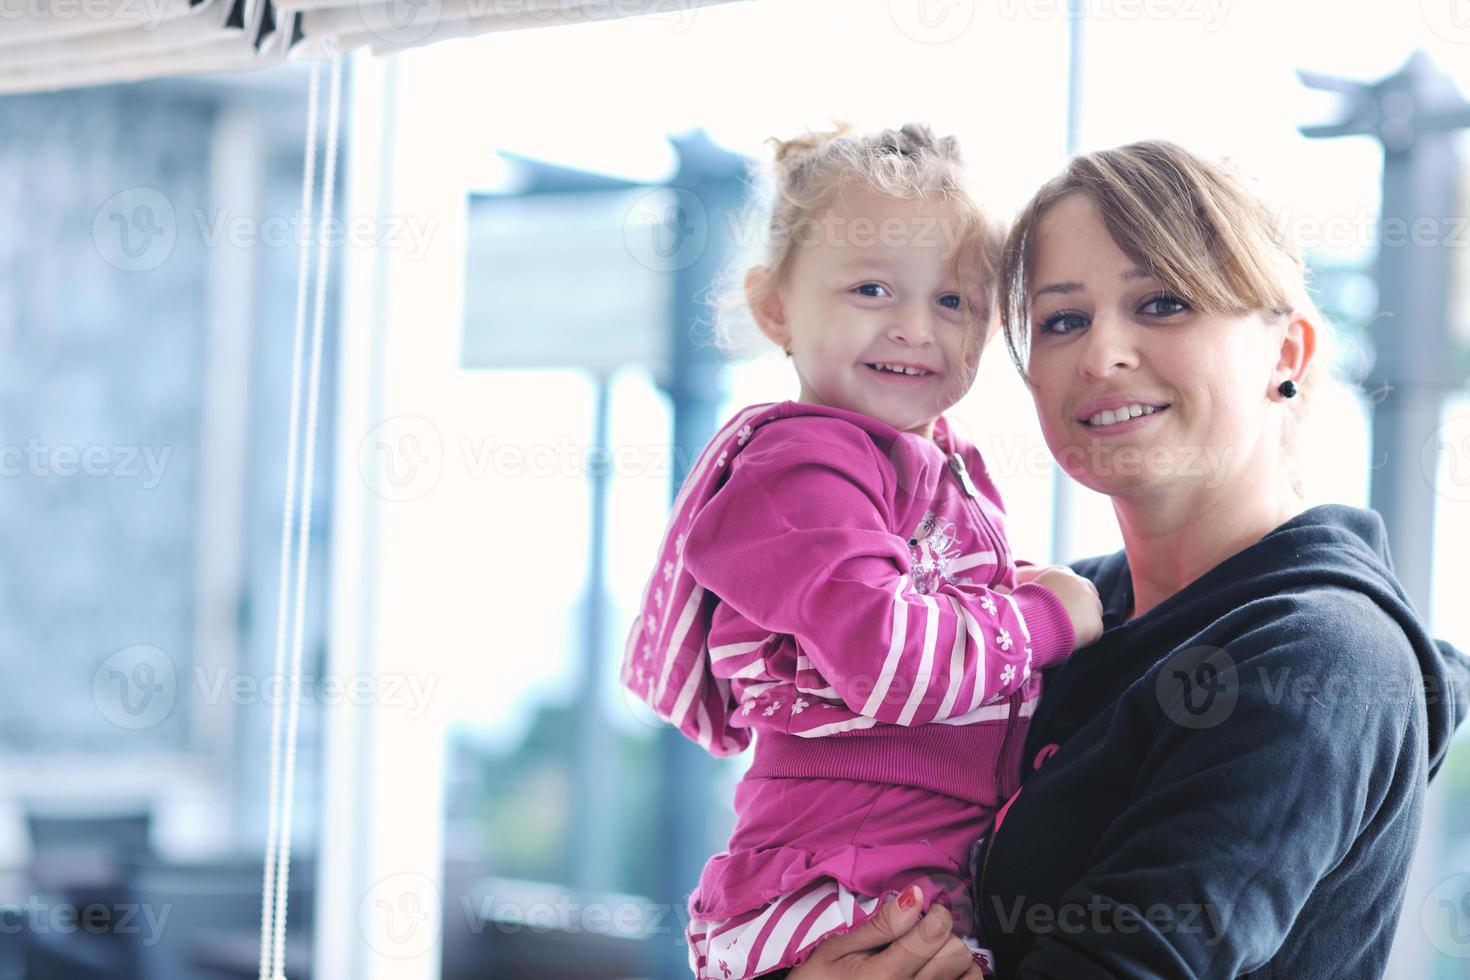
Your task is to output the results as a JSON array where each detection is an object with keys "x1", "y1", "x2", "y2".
[{"x1": 620, "y1": 399, "x2": 1074, "y2": 800}]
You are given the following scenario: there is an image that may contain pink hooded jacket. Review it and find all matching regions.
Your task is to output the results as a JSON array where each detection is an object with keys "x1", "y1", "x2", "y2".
[{"x1": 620, "y1": 399, "x2": 1074, "y2": 803}]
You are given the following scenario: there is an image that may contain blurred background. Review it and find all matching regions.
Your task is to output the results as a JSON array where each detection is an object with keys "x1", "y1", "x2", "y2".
[{"x1": 1, "y1": 0, "x2": 1469, "y2": 977}]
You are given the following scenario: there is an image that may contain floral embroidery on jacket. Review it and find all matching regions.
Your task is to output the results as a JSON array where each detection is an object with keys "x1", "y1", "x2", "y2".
[{"x1": 907, "y1": 510, "x2": 971, "y2": 594}]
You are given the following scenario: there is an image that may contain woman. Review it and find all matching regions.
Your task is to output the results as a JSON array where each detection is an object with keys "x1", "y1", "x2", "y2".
[{"x1": 784, "y1": 140, "x2": 1470, "y2": 979}]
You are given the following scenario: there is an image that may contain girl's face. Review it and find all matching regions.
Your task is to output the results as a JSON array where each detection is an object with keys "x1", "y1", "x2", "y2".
[
  {"x1": 752, "y1": 185, "x2": 990, "y2": 439},
  {"x1": 1024, "y1": 192, "x2": 1295, "y2": 498}
]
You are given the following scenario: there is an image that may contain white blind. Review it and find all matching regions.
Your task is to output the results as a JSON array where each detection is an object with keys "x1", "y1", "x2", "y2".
[{"x1": 0, "y1": 0, "x2": 743, "y2": 93}]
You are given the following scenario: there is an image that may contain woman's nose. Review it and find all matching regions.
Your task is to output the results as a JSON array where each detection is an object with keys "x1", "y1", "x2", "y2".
[{"x1": 1076, "y1": 315, "x2": 1139, "y2": 378}]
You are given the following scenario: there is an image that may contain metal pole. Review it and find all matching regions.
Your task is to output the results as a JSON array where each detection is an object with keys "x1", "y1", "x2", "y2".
[
  {"x1": 570, "y1": 371, "x2": 616, "y2": 893},
  {"x1": 651, "y1": 129, "x2": 747, "y2": 980},
  {"x1": 1049, "y1": 0, "x2": 1085, "y2": 564}
]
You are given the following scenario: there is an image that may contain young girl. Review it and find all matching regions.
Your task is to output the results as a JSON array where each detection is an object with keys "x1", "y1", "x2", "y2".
[{"x1": 620, "y1": 122, "x2": 1102, "y2": 980}]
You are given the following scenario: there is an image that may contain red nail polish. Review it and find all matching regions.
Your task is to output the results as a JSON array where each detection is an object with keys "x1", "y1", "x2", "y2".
[{"x1": 898, "y1": 884, "x2": 919, "y2": 910}]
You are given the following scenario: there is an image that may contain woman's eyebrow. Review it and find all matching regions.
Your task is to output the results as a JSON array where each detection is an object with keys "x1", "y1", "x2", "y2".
[
  {"x1": 1031, "y1": 266, "x2": 1155, "y2": 302},
  {"x1": 1032, "y1": 280, "x2": 1082, "y2": 300}
]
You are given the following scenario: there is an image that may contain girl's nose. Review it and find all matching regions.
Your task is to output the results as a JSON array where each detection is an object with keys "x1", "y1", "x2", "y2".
[{"x1": 889, "y1": 304, "x2": 939, "y2": 346}]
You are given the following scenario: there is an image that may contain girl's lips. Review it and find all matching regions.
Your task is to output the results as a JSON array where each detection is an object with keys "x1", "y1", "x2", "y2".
[{"x1": 1078, "y1": 404, "x2": 1170, "y2": 436}]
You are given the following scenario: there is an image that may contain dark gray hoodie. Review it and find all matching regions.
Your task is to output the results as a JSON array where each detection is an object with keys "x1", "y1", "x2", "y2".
[{"x1": 973, "y1": 503, "x2": 1470, "y2": 979}]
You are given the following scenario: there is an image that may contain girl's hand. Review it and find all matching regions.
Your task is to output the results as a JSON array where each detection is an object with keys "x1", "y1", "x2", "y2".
[
  {"x1": 786, "y1": 886, "x2": 987, "y2": 980},
  {"x1": 1032, "y1": 566, "x2": 1104, "y2": 650},
  {"x1": 1014, "y1": 562, "x2": 1057, "y2": 585}
]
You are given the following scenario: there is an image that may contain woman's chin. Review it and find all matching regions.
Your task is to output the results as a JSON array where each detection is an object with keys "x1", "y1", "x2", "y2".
[{"x1": 1051, "y1": 439, "x2": 1175, "y2": 498}]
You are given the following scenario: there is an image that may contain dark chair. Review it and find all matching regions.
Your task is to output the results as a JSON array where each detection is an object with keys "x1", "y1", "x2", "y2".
[
  {"x1": 127, "y1": 853, "x2": 314, "y2": 980},
  {"x1": 20, "y1": 806, "x2": 155, "y2": 980}
]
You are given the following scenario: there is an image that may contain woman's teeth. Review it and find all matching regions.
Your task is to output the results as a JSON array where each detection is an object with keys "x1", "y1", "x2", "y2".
[
  {"x1": 867, "y1": 362, "x2": 933, "y2": 376},
  {"x1": 1085, "y1": 404, "x2": 1166, "y2": 427}
]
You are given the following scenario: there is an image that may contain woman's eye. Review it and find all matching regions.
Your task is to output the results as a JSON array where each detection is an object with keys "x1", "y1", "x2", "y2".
[
  {"x1": 1038, "y1": 310, "x2": 1088, "y2": 335},
  {"x1": 854, "y1": 283, "x2": 891, "y2": 298},
  {"x1": 938, "y1": 293, "x2": 963, "y2": 311},
  {"x1": 1139, "y1": 292, "x2": 1190, "y2": 317}
]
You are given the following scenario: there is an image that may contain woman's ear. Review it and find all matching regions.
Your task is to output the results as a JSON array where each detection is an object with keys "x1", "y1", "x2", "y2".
[
  {"x1": 744, "y1": 265, "x2": 789, "y2": 348},
  {"x1": 1274, "y1": 310, "x2": 1317, "y2": 391}
]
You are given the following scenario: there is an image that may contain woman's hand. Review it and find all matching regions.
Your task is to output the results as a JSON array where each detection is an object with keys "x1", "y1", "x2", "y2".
[{"x1": 785, "y1": 886, "x2": 987, "y2": 980}]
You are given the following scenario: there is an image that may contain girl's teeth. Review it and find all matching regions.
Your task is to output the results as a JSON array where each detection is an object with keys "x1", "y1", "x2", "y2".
[
  {"x1": 870, "y1": 363, "x2": 930, "y2": 376},
  {"x1": 1087, "y1": 404, "x2": 1161, "y2": 427}
]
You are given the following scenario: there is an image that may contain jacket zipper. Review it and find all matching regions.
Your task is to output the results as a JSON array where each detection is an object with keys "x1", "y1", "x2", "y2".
[
  {"x1": 947, "y1": 450, "x2": 1027, "y2": 805},
  {"x1": 947, "y1": 451, "x2": 1013, "y2": 587},
  {"x1": 991, "y1": 689, "x2": 1023, "y2": 794}
]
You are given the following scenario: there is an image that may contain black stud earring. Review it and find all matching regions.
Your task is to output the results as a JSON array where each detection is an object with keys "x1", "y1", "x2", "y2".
[{"x1": 1278, "y1": 379, "x2": 1298, "y2": 399}]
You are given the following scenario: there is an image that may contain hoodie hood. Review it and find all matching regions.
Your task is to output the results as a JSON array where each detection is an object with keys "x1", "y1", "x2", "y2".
[{"x1": 1075, "y1": 503, "x2": 1470, "y2": 780}]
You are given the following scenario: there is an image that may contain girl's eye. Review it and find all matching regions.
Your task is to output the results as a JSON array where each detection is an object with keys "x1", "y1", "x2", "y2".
[
  {"x1": 1139, "y1": 292, "x2": 1190, "y2": 317},
  {"x1": 854, "y1": 283, "x2": 891, "y2": 298},
  {"x1": 1037, "y1": 309, "x2": 1089, "y2": 336},
  {"x1": 938, "y1": 293, "x2": 963, "y2": 311}
]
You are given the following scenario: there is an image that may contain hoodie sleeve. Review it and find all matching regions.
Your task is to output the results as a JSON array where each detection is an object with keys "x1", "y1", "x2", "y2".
[
  {"x1": 1010, "y1": 594, "x2": 1426, "y2": 979},
  {"x1": 1430, "y1": 637, "x2": 1470, "y2": 781},
  {"x1": 680, "y1": 422, "x2": 1075, "y2": 727}
]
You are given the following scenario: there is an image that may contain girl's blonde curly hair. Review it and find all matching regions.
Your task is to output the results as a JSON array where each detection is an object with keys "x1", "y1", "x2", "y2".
[{"x1": 710, "y1": 120, "x2": 1003, "y2": 397}]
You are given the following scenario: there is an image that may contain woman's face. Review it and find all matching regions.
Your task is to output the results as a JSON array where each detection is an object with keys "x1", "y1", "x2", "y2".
[{"x1": 1023, "y1": 192, "x2": 1289, "y2": 499}]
